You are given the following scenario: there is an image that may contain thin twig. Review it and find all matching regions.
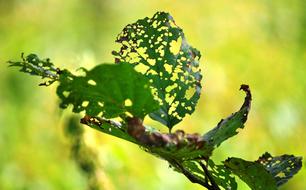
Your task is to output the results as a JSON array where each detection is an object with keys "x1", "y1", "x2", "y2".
[
  {"x1": 199, "y1": 161, "x2": 221, "y2": 190},
  {"x1": 170, "y1": 159, "x2": 214, "y2": 189}
]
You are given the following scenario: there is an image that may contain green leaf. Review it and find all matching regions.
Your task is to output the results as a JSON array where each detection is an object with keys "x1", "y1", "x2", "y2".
[
  {"x1": 57, "y1": 63, "x2": 159, "y2": 119},
  {"x1": 181, "y1": 161, "x2": 205, "y2": 180},
  {"x1": 208, "y1": 160, "x2": 237, "y2": 190},
  {"x1": 203, "y1": 85, "x2": 251, "y2": 148},
  {"x1": 256, "y1": 152, "x2": 302, "y2": 187},
  {"x1": 113, "y1": 11, "x2": 202, "y2": 130},
  {"x1": 224, "y1": 157, "x2": 277, "y2": 190},
  {"x1": 173, "y1": 160, "x2": 237, "y2": 190},
  {"x1": 8, "y1": 53, "x2": 60, "y2": 86}
]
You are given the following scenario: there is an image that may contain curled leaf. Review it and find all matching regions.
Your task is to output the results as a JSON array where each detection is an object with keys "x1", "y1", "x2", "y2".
[{"x1": 203, "y1": 84, "x2": 251, "y2": 148}]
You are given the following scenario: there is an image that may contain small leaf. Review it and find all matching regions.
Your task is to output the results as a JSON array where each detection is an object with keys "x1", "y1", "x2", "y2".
[
  {"x1": 57, "y1": 63, "x2": 159, "y2": 119},
  {"x1": 203, "y1": 85, "x2": 251, "y2": 148},
  {"x1": 113, "y1": 12, "x2": 202, "y2": 130},
  {"x1": 8, "y1": 53, "x2": 60, "y2": 86},
  {"x1": 256, "y1": 152, "x2": 302, "y2": 187},
  {"x1": 224, "y1": 157, "x2": 277, "y2": 190}
]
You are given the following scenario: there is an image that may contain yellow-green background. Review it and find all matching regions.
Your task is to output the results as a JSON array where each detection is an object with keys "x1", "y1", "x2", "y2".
[{"x1": 0, "y1": 0, "x2": 305, "y2": 189}]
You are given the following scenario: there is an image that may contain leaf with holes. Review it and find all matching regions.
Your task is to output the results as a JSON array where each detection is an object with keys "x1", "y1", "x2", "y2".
[
  {"x1": 203, "y1": 85, "x2": 251, "y2": 148},
  {"x1": 113, "y1": 11, "x2": 202, "y2": 130},
  {"x1": 207, "y1": 160, "x2": 237, "y2": 190},
  {"x1": 224, "y1": 157, "x2": 277, "y2": 190},
  {"x1": 57, "y1": 63, "x2": 159, "y2": 119},
  {"x1": 256, "y1": 152, "x2": 302, "y2": 187},
  {"x1": 180, "y1": 160, "x2": 237, "y2": 190}
]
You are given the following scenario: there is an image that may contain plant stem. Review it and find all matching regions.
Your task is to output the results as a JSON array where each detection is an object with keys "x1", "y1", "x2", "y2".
[
  {"x1": 170, "y1": 159, "x2": 218, "y2": 190},
  {"x1": 200, "y1": 161, "x2": 221, "y2": 190}
]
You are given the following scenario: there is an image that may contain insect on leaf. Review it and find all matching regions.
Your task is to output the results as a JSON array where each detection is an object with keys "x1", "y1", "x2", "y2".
[
  {"x1": 113, "y1": 12, "x2": 202, "y2": 130},
  {"x1": 57, "y1": 63, "x2": 159, "y2": 119}
]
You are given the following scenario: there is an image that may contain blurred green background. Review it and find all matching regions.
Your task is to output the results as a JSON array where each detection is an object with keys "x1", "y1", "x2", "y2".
[{"x1": 0, "y1": 0, "x2": 305, "y2": 189}]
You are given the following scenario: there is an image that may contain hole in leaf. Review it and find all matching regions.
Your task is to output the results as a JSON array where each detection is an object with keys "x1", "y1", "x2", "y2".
[
  {"x1": 98, "y1": 102, "x2": 104, "y2": 107},
  {"x1": 82, "y1": 101, "x2": 89, "y2": 107},
  {"x1": 87, "y1": 80, "x2": 97, "y2": 86},
  {"x1": 63, "y1": 91, "x2": 70, "y2": 98},
  {"x1": 147, "y1": 59, "x2": 156, "y2": 66},
  {"x1": 169, "y1": 37, "x2": 182, "y2": 55},
  {"x1": 125, "y1": 112, "x2": 133, "y2": 117},
  {"x1": 165, "y1": 83, "x2": 178, "y2": 93},
  {"x1": 124, "y1": 99, "x2": 133, "y2": 107},
  {"x1": 135, "y1": 64, "x2": 150, "y2": 74},
  {"x1": 164, "y1": 63, "x2": 172, "y2": 74},
  {"x1": 185, "y1": 87, "x2": 196, "y2": 99}
]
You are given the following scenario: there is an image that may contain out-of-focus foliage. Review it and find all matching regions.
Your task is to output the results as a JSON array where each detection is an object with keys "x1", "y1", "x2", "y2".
[
  {"x1": 64, "y1": 116, "x2": 104, "y2": 190},
  {"x1": 1, "y1": 0, "x2": 305, "y2": 190}
]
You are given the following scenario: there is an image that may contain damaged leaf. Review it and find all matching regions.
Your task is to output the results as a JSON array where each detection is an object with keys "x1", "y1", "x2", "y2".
[
  {"x1": 207, "y1": 160, "x2": 237, "y2": 190},
  {"x1": 256, "y1": 152, "x2": 302, "y2": 187},
  {"x1": 57, "y1": 63, "x2": 159, "y2": 119},
  {"x1": 8, "y1": 53, "x2": 60, "y2": 86},
  {"x1": 224, "y1": 157, "x2": 277, "y2": 190},
  {"x1": 203, "y1": 85, "x2": 251, "y2": 148},
  {"x1": 113, "y1": 11, "x2": 202, "y2": 130}
]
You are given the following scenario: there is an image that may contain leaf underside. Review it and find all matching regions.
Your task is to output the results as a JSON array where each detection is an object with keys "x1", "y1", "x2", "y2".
[{"x1": 113, "y1": 11, "x2": 202, "y2": 130}]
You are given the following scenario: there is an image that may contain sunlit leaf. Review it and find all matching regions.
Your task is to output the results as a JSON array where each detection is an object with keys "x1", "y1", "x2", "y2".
[
  {"x1": 224, "y1": 157, "x2": 277, "y2": 190},
  {"x1": 256, "y1": 152, "x2": 302, "y2": 187},
  {"x1": 57, "y1": 63, "x2": 159, "y2": 119},
  {"x1": 113, "y1": 11, "x2": 202, "y2": 130},
  {"x1": 203, "y1": 85, "x2": 251, "y2": 148}
]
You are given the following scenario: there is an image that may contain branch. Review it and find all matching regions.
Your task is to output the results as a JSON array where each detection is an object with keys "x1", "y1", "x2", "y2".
[{"x1": 80, "y1": 115, "x2": 123, "y2": 129}]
